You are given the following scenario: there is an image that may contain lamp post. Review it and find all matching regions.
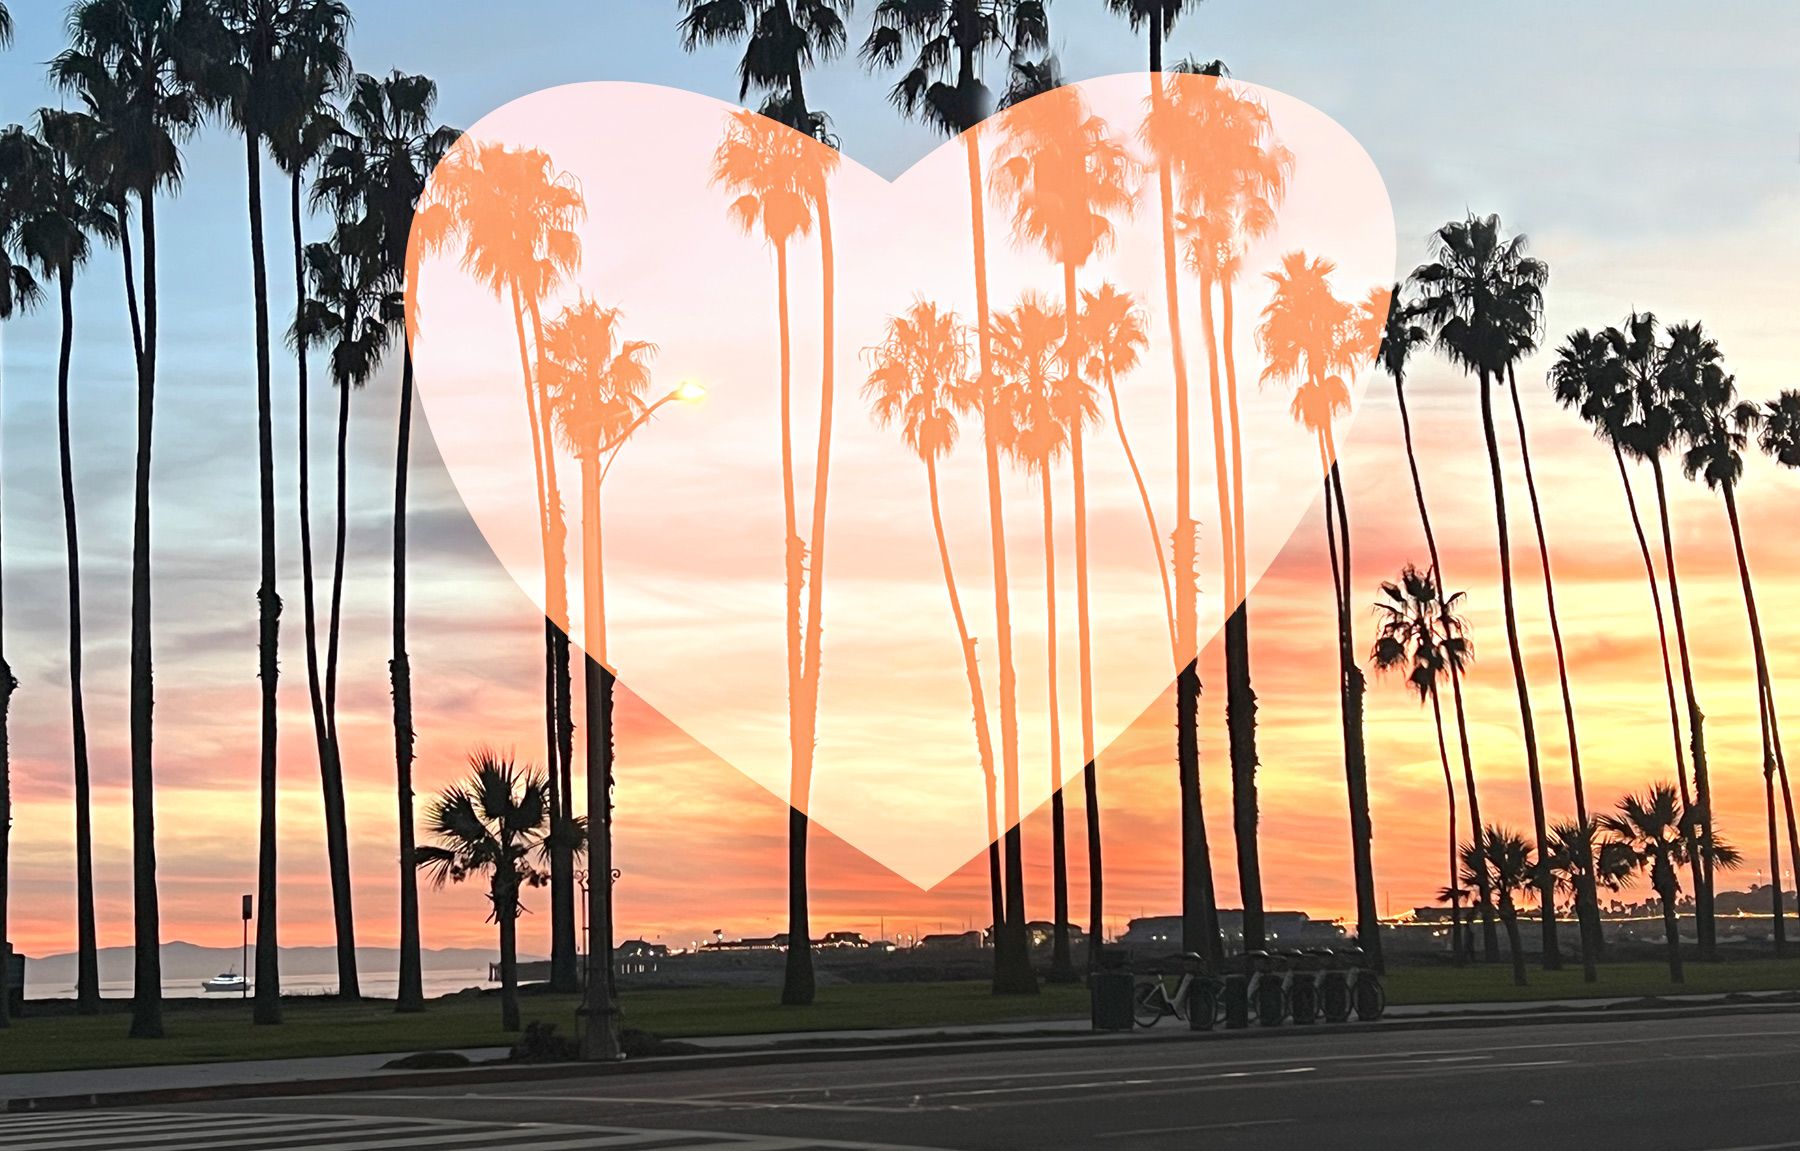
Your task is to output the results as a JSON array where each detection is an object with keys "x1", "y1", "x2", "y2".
[{"x1": 579, "y1": 381, "x2": 704, "y2": 1061}]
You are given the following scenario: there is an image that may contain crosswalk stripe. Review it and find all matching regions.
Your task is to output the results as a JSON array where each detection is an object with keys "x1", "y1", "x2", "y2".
[{"x1": 0, "y1": 1116, "x2": 375, "y2": 1151}]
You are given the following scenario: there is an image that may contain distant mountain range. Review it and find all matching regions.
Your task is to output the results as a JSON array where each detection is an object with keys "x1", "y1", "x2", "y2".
[{"x1": 20, "y1": 941, "x2": 531, "y2": 985}]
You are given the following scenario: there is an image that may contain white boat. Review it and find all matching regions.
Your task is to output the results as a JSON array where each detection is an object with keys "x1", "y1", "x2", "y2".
[{"x1": 202, "y1": 971, "x2": 247, "y2": 994}]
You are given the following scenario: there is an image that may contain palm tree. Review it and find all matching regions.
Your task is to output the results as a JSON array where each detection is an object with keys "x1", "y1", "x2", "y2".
[
  {"x1": 678, "y1": 0, "x2": 852, "y2": 139},
  {"x1": 989, "y1": 80, "x2": 1134, "y2": 982},
  {"x1": 0, "y1": 124, "x2": 41, "y2": 1031},
  {"x1": 860, "y1": 0, "x2": 1048, "y2": 994},
  {"x1": 0, "y1": 4, "x2": 11, "y2": 46},
  {"x1": 1756, "y1": 390, "x2": 1800, "y2": 902},
  {"x1": 16, "y1": 111, "x2": 117, "y2": 1014},
  {"x1": 1372, "y1": 565, "x2": 1472, "y2": 965},
  {"x1": 312, "y1": 70, "x2": 459, "y2": 1012},
  {"x1": 53, "y1": 0, "x2": 216, "y2": 1040},
  {"x1": 417, "y1": 752, "x2": 563, "y2": 1033},
  {"x1": 1257, "y1": 250, "x2": 1380, "y2": 969},
  {"x1": 1666, "y1": 329, "x2": 1790, "y2": 952},
  {"x1": 434, "y1": 138, "x2": 586, "y2": 992},
  {"x1": 541, "y1": 298, "x2": 673, "y2": 1059},
  {"x1": 1607, "y1": 313, "x2": 1716, "y2": 957},
  {"x1": 1467, "y1": 828, "x2": 1536, "y2": 987},
  {"x1": 1547, "y1": 817, "x2": 1633, "y2": 973},
  {"x1": 864, "y1": 301, "x2": 1007, "y2": 949},
  {"x1": 711, "y1": 110, "x2": 841, "y2": 1006},
  {"x1": 1410, "y1": 214, "x2": 1561, "y2": 969},
  {"x1": 1360, "y1": 285, "x2": 1496, "y2": 961},
  {"x1": 1602, "y1": 783, "x2": 1740, "y2": 983}
]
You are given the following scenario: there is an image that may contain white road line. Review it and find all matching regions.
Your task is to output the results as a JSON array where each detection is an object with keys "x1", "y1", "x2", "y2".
[
  {"x1": 1099, "y1": 1118, "x2": 1297, "y2": 1139},
  {"x1": 0, "y1": 1116, "x2": 375, "y2": 1150}
]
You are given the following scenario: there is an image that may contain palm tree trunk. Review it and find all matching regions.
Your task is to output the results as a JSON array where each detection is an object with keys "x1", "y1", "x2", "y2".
[
  {"x1": 1720, "y1": 482, "x2": 1786, "y2": 953},
  {"x1": 498, "y1": 882, "x2": 520, "y2": 1033},
  {"x1": 1504, "y1": 368, "x2": 1596, "y2": 978},
  {"x1": 56, "y1": 263, "x2": 100, "y2": 1013},
  {"x1": 0, "y1": 299, "x2": 12, "y2": 1028},
  {"x1": 1500, "y1": 901, "x2": 1527, "y2": 987},
  {"x1": 1392, "y1": 370, "x2": 1496, "y2": 960},
  {"x1": 291, "y1": 171, "x2": 347, "y2": 1002},
  {"x1": 1152, "y1": 64, "x2": 1219, "y2": 966},
  {"x1": 968, "y1": 128, "x2": 1035, "y2": 995},
  {"x1": 1218, "y1": 279, "x2": 1263, "y2": 954},
  {"x1": 393, "y1": 347, "x2": 423, "y2": 1011},
  {"x1": 1650, "y1": 455, "x2": 1714, "y2": 959},
  {"x1": 1039, "y1": 468, "x2": 1072, "y2": 982},
  {"x1": 924, "y1": 458, "x2": 1004, "y2": 946},
  {"x1": 1657, "y1": 875, "x2": 1684, "y2": 983},
  {"x1": 1103, "y1": 367, "x2": 1175, "y2": 654},
  {"x1": 578, "y1": 454, "x2": 621, "y2": 1060},
  {"x1": 1429, "y1": 685, "x2": 1463, "y2": 965},
  {"x1": 522, "y1": 295, "x2": 579, "y2": 997},
  {"x1": 321, "y1": 371, "x2": 360, "y2": 1000},
  {"x1": 128, "y1": 186, "x2": 163, "y2": 1041},
  {"x1": 1770, "y1": 682, "x2": 1800, "y2": 936},
  {"x1": 246, "y1": 134, "x2": 283, "y2": 1025},
  {"x1": 1476, "y1": 368, "x2": 1559, "y2": 970},
  {"x1": 1071, "y1": 426, "x2": 1103, "y2": 971}
]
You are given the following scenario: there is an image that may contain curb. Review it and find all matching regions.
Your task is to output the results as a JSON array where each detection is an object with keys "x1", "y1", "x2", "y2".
[{"x1": 9, "y1": 997, "x2": 1800, "y2": 1114}]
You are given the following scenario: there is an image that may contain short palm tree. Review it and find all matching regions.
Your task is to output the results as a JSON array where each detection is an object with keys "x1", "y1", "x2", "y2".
[
  {"x1": 1666, "y1": 329, "x2": 1791, "y2": 952},
  {"x1": 16, "y1": 110, "x2": 118, "y2": 1014},
  {"x1": 542, "y1": 296, "x2": 661, "y2": 1059},
  {"x1": 859, "y1": 0, "x2": 1048, "y2": 994},
  {"x1": 417, "y1": 752, "x2": 566, "y2": 1033},
  {"x1": 1371, "y1": 565, "x2": 1471, "y2": 965},
  {"x1": 53, "y1": 0, "x2": 216, "y2": 1040},
  {"x1": 1467, "y1": 828, "x2": 1535, "y2": 987},
  {"x1": 864, "y1": 301, "x2": 1006, "y2": 948},
  {"x1": 313, "y1": 70, "x2": 460, "y2": 1012},
  {"x1": 1258, "y1": 250, "x2": 1380, "y2": 970},
  {"x1": 1410, "y1": 213, "x2": 1562, "y2": 970},
  {"x1": 1601, "y1": 783, "x2": 1740, "y2": 983},
  {"x1": 1546, "y1": 818, "x2": 1633, "y2": 963}
]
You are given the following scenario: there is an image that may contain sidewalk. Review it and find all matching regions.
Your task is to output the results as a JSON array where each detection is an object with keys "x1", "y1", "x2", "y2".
[{"x1": 5, "y1": 989, "x2": 1796, "y2": 1112}]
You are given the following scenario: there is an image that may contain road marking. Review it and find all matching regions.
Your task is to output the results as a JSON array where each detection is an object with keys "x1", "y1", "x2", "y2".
[{"x1": 1099, "y1": 1118, "x2": 1297, "y2": 1139}]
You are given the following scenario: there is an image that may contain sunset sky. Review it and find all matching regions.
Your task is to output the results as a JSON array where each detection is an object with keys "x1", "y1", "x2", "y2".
[{"x1": 2, "y1": 0, "x2": 1798, "y2": 962}]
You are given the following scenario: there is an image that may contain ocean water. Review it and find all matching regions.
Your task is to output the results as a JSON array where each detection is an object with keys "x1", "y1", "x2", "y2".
[{"x1": 24, "y1": 968, "x2": 496, "y2": 1002}]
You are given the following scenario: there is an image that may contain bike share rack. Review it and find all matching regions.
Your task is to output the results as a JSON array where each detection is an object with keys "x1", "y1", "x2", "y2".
[{"x1": 1096, "y1": 946, "x2": 1386, "y2": 1032}]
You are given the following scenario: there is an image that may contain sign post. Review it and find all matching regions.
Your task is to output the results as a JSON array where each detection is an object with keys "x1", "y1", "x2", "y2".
[{"x1": 241, "y1": 894, "x2": 253, "y2": 1000}]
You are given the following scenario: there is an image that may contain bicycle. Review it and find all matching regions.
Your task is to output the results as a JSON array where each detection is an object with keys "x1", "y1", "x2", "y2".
[
  {"x1": 1244, "y1": 950, "x2": 1288, "y2": 1027},
  {"x1": 1336, "y1": 946, "x2": 1387, "y2": 1022},
  {"x1": 1282, "y1": 949, "x2": 1322, "y2": 1025},
  {"x1": 1132, "y1": 954, "x2": 1226, "y2": 1029}
]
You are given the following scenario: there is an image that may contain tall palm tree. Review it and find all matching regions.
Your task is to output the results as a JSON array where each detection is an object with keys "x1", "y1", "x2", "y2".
[
  {"x1": 679, "y1": 0, "x2": 852, "y2": 139},
  {"x1": 17, "y1": 111, "x2": 118, "y2": 1014},
  {"x1": 1666, "y1": 330, "x2": 1790, "y2": 951},
  {"x1": 541, "y1": 298, "x2": 671, "y2": 1058},
  {"x1": 989, "y1": 80, "x2": 1134, "y2": 982},
  {"x1": 864, "y1": 301, "x2": 1007, "y2": 947},
  {"x1": 0, "y1": 124, "x2": 41, "y2": 1031},
  {"x1": 1410, "y1": 214, "x2": 1561, "y2": 969},
  {"x1": 1607, "y1": 313, "x2": 1716, "y2": 957},
  {"x1": 1360, "y1": 285, "x2": 1496, "y2": 961},
  {"x1": 434, "y1": 139, "x2": 586, "y2": 992},
  {"x1": 860, "y1": 0, "x2": 1048, "y2": 993},
  {"x1": 1756, "y1": 390, "x2": 1800, "y2": 903},
  {"x1": 53, "y1": 0, "x2": 217, "y2": 1039},
  {"x1": 312, "y1": 71, "x2": 458, "y2": 1012},
  {"x1": 417, "y1": 752, "x2": 562, "y2": 1033},
  {"x1": 1257, "y1": 250, "x2": 1380, "y2": 969},
  {"x1": 1372, "y1": 565, "x2": 1472, "y2": 965},
  {"x1": 711, "y1": 110, "x2": 841, "y2": 1005},
  {"x1": 1467, "y1": 828, "x2": 1535, "y2": 987},
  {"x1": 1602, "y1": 783, "x2": 1739, "y2": 983}
]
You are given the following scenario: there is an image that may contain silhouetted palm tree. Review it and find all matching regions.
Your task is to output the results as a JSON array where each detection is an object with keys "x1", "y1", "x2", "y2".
[
  {"x1": 0, "y1": 4, "x2": 11, "y2": 46},
  {"x1": 1547, "y1": 817, "x2": 1632, "y2": 978},
  {"x1": 859, "y1": 0, "x2": 1047, "y2": 995},
  {"x1": 1360, "y1": 285, "x2": 1496, "y2": 961},
  {"x1": 1756, "y1": 390, "x2": 1800, "y2": 902},
  {"x1": 16, "y1": 111, "x2": 118, "y2": 1014},
  {"x1": 53, "y1": 0, "x2": 217, "y2": 1039},
  {"x1": 0, "y1": 124, "x2": 41, "y2": 1030},
  {"x1": 1602, "y1": 783, "x2": 1740, "y2": 983},
  {"x1": 1410, "y1": 213, "x2": 1561, "y2": 969},
  {"x1": 679, "y1": 0, "x2": 851, "y2": 139},
  {"x1": 1467, "y1": 828, "x2": 1535, "y2": 987},
  {"x1": 1666, "y1": 329, "x2": 1791, "y2": 953},
  {"x1": 313, "y1": 70, "x2": 459, "y2": 1012},
  {"x1": 1606, "y1": 313, "x2": 1715, "y2": 957},
  {"x1": 417, "y1": 752, "x2": 564, "y2": 1033},
  {"x1": 990, "y1": 81, "x2": 1134, "y2": 982},
  {"x1": 434, "y1": 138, "x2": 586, "y2": 991},
  {"x1": 1258, "y1": 250, "x2": 1380, "y2": 970},
  {"x1": 865, "y1": 301, "x2": 1007, "y2": 947},
  {"x1": 1372, "y1": 565, "x2": 1472, "y2": 965}
]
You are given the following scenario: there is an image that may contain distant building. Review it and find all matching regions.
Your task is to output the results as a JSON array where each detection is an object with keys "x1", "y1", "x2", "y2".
[
  {"x1": 1118, "y1": 911, "x2": 1345, "y2": 952},
  {"x1": 820, "y1": 931, "x2": 869, "y2": 949},
  {"x1": 917, "y1": 930, "x2": 985, "y2": 952},
  {"x1": 617, "y1": 939, "x2": 668, "y2": 975}
]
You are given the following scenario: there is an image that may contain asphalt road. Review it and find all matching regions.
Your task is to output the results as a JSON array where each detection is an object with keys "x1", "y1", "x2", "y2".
[{"x1": 12, "y1": 1012, "x2": 1800, "y2": 1150}]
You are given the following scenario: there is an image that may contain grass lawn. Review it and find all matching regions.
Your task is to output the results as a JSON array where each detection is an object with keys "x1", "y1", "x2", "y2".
[{"x1": 8, "y1": 958, "x2": 1799, "y2": 1076}]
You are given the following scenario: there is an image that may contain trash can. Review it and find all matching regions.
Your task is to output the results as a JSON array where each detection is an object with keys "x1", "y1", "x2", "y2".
[{"x1": 1090, "y1": 946, "x2": 1135, "y2": 1031}]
